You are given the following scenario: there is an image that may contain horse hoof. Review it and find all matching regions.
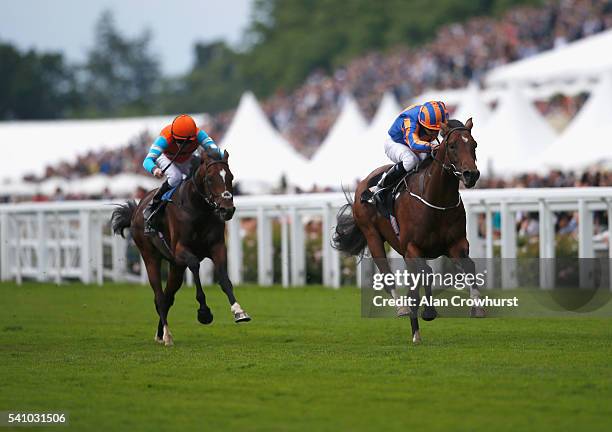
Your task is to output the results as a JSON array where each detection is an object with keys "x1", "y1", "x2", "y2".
[
  {"x1": 198, "y1": 308, "x2": 214, "y2": 325},
  {"x1": 396, "y1": 306, "x2": 412, "y2": 318},
  {"x1": 470, "y1": 306, "x2": 486, "y2": 318},
  {"x1": 154, "y1": 334, "x2": 164, "y2": 344},
  {"x1": 412, "y1": 331, "x2": 422, "y2": 344},
  {"x1": 234, "y1": 311, "x2": 251, "y2": 323},
  {"x1": 162, "y1": 325, "x2": 174, "y2": 346},
  {"x1": 421, "y1": 307, "x2": 438, "y2": 321}
]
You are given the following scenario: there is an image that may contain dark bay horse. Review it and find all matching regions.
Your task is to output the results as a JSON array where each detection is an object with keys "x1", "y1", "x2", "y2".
[
  {"x1": 111, "y1": 150, "x2": 250, "y2": 346},
  {"x1": 333, "y1": 119, "x2": 483, "y2": 344}
]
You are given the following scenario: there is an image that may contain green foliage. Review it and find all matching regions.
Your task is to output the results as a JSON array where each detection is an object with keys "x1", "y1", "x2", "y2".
[
  {"x1": 159, "y1": 41, "x2": 246, "y2": 114},
  {"x1": 1, "y1": 1, "x2": 545, "y2": 119},
  {"x1": 241, "y1": 0, "x2": 543, "y2": 96},
  {"x1": 81, "y1": 11, "x2": 160, "y2": 116},
  {"x1": 0, "y1": 43, "x2": 78, "y2": 119}
]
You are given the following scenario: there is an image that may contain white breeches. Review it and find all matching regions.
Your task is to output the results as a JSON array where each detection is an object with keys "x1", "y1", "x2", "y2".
[
  {"x1": 384, "y1": 136, "x2": 428, "y2": 171},
  {"x1": 156, "y1": 154, "x2": 193, "y2": 187}
]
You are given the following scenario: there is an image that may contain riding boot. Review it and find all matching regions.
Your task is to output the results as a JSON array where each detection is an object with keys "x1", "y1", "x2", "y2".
[
  {"x1": 144, "y1": 180, "x2": 172, "y2": 236},
  {"x1": 370, "y1": 162, "x2": 407, "y2": 195}
]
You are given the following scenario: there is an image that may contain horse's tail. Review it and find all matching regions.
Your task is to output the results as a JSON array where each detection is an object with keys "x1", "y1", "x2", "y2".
[
  {"x1": 332, "y1": 189, "x2": 367, "y2": 258},
  {"x1": 111, "y1": 200, "x2": 137, "y2": 238}
]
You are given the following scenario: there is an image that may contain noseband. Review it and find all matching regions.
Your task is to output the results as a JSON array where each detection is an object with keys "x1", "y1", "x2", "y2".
[
  {"x1": 190, "y1": 159, "x2": 232, "y2": 210},
  {"x1": 432, "y1": 126, "x2": 469, "y2": 179}
]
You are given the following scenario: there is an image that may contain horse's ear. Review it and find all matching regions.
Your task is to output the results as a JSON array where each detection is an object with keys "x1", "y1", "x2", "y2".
[
  {"x1": 223, "y1": 149, "x2": 229, "y2": 161},
  {"x1": 465, "y1": 117, "x2": 473, "y2": 131},
  {"x1": 440, "y1": 121, "x2": 450, "y2": 137}
]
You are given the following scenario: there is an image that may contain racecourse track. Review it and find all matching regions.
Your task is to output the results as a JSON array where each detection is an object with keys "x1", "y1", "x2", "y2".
[{"x1": 1, "y1": 283, "x2": 610, "y2": 431}]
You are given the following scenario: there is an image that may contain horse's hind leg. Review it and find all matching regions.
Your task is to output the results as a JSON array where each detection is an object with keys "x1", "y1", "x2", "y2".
[
  {"x1": 156, "y1": 263, "x2": 186, "y2": 342},
  {"x1": 143, "y1": 255, "x2": 173, "y2": 346},
  {"x1": 211, "y1": 243, "x2": 250, "y2": 323},
  {"x1": 174, "y1": 246, "x2": 214, "y2": 325}
]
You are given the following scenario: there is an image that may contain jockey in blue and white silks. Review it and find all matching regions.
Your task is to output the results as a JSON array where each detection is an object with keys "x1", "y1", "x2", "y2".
[
  {"x1": 142, "y1": 114, "x2": 222, "y2": 235},
  {"x1": 371, "y1": 101, "x2": 449, "y2": 195}
]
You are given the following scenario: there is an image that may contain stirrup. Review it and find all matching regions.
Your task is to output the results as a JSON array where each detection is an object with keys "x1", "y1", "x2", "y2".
[{"x1": 144, "y1": 204, "x2": 161, "y2": 236}]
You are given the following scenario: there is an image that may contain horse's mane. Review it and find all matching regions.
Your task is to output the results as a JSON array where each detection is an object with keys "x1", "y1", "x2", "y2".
[{"x1": 446, "y1": 119, "x2": 465, "y2": 130}]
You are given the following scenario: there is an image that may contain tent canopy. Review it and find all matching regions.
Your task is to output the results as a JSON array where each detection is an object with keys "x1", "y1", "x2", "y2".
[
  {"x1": 0, "y1": 114, "x2": 194, "y2": 183},
  {"x1": 308, "y1": 95, "x2": 368, "y2": 189},
  {"x1": 477, "y1": 86, "x2": 557, "y2": 177},
  {"x1": 220, "y1": 92, "x2": 309, "y2": 190},
  {"x1": 453, "y1": 82, "x2": 490, "y2": 136},
  {"x1": 547, "y1": 73, "x2": 612, "y2": 169},
  {"x1": 364, "y1": 92, "x2": 401, "y2": 171},
  {"x1": 487, "y1": 29, "x2": 612, "y2": 87}
]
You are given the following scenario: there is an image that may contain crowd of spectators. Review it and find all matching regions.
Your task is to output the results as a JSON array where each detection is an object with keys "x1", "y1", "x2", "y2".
[
  {"x1": 29, "y1": 0, "x2": 612, "y2": 196},
  {"x1": 253, "y1": 0, "x2": 612, "y2": 153}
]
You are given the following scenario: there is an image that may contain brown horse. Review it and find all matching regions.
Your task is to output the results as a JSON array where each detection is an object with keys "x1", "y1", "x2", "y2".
[
  {"x1": 333, "y1": 119, "x2": 483, "y2": 344},
  {"x1": 111, "y1": 150, "x2": 250, "y2": 346}
]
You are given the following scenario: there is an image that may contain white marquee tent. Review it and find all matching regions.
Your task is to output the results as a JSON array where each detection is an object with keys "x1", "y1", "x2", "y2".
[
  {"x1": 487, "y1": 29, "x2": 612, "y2": 88},
  {"x1": 547, "y1": 73, "x2": 612, "y2": 169},
  {"x1": 477, "y1": 86, "x2": 557, "y2": 177},
  {"x1": 454, "y1": 83, "x2": 490, "y2": 137},
  {"x1": 0, "y1": 113, "x2": 189, "y2": 182},
  {"x1": 363, "y1": 92, "x2": 402, "y2": 171},
  {"x1": 307, "y1": 95, "x2": 369, "y2": 189},
  {"x1": 220, "y1": 92, "x2": 309, "y2": 192}
]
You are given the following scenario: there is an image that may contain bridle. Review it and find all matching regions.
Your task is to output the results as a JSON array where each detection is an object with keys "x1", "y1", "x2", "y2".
[
  {"x1": 190, "y1": 159, "x2": 233, "y2": 210},
  {"x1": 431, "y1": 126, "x2": 469, "y2": 179},
  {"x1": 408, "y1": 126, "x2": 470, "y2": 211}
]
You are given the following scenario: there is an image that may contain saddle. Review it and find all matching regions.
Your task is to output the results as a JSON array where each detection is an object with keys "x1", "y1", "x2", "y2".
[{"x1": 359, "y1": 159, "x2": 432, "y2": 233}]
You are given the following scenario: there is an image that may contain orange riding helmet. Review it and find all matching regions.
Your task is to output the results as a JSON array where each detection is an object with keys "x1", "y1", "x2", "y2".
[
  {"x1": 171, "y1": 114, "x2": 198, "y2": 141},
  {"x1": 418, "y1": 101, "x2": 449, "y2": 131}
]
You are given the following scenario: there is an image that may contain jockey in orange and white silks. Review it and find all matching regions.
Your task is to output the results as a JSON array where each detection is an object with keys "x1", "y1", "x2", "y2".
[
  {"x1": 142, "y1": 114, "x2": 222, "y2": 234},
  {"x1": 371, "y1": 101, "x2": 449, "y2": 195}
]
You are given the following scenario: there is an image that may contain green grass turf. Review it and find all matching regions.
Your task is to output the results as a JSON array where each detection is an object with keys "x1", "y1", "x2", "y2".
[{"x1": 0, "y1": 283, "x2": 611, "y2": 431}]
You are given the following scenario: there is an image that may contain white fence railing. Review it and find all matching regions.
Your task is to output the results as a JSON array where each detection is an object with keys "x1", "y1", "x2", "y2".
[{"x1": 1, "y1": 188, "x2": 611, "y2": 287}]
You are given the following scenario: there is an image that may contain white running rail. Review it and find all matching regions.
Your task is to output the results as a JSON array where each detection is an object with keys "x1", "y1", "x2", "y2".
[{"x1": 0, "y1": 188, "x2": 611, "y2": 287}]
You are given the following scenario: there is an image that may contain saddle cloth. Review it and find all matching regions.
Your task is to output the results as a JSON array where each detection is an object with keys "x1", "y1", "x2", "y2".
[
  {"x1": 360, "y1": 160, "x2": 431, "y2": 236},
  {"x1": 161, "y1": 179, "x2": 184, "y2": 202}
]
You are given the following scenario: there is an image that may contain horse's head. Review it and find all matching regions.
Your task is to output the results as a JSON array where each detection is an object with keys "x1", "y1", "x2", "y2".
[
  {"x1": 438, "y1": 118, "x2": 480, "y2": 188},
  {"x1": 194, "y1": 150, "x2": 236, "y2": 221}
]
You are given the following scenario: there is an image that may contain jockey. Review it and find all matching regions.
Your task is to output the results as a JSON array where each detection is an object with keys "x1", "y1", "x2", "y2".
[
  {"x1": 371, "y1": 101, "x2": 448, "y2": 195},
  {"x1": 142, "y1": 114, "x2": 222, "y2": 235}
]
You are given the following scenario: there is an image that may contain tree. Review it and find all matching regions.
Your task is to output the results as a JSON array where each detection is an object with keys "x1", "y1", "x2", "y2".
[
  {"x1": 82, "y1": 11, "x2": 160, "y2": 116},
  {"x1": 161, "y1": 41, "x2": 246, "y2": 114},
  {"x1": 0, "y1": 42, "x2": 78, "y2": 119}
]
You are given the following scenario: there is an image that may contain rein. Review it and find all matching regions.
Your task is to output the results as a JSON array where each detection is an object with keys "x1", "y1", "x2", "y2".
[
  {"x1": 431, "y1": 127, "x2": 468, "y2": 178},
  {"x1": 190, "y1": 159, "x2": 232, "y2": 210},
  {"x1": 408, "y1": 126, "x2": 467, "y2": 211}
]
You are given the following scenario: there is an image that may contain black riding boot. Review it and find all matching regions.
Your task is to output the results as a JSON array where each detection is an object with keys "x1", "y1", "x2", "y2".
[
  {"x1": 144, "y1": 180, "x2": 172, "y2": 236},
  {"x1": 371, "y1": 162, "x2": 407, "y2": 195}
]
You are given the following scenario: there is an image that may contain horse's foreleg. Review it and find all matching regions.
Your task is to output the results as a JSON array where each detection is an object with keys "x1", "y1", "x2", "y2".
[
  {"x1": 448, "y1": 238, "x2": 485, "y2": 318},
  {"x1": 211, "y1": 243, "x2": 250, "y2": 323},
  {"x1": 418, "y1": 261, "x2": 437, "y2": 322},
  {"x1": 177, "y1": 247, "x2": 213, "y2": 325},
  {"x1": 363, "y1": 230, "x2": 407, "y2": 317},
  {"x1": 405, "y1": 243, "x2": 429, "y2": 344}
]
